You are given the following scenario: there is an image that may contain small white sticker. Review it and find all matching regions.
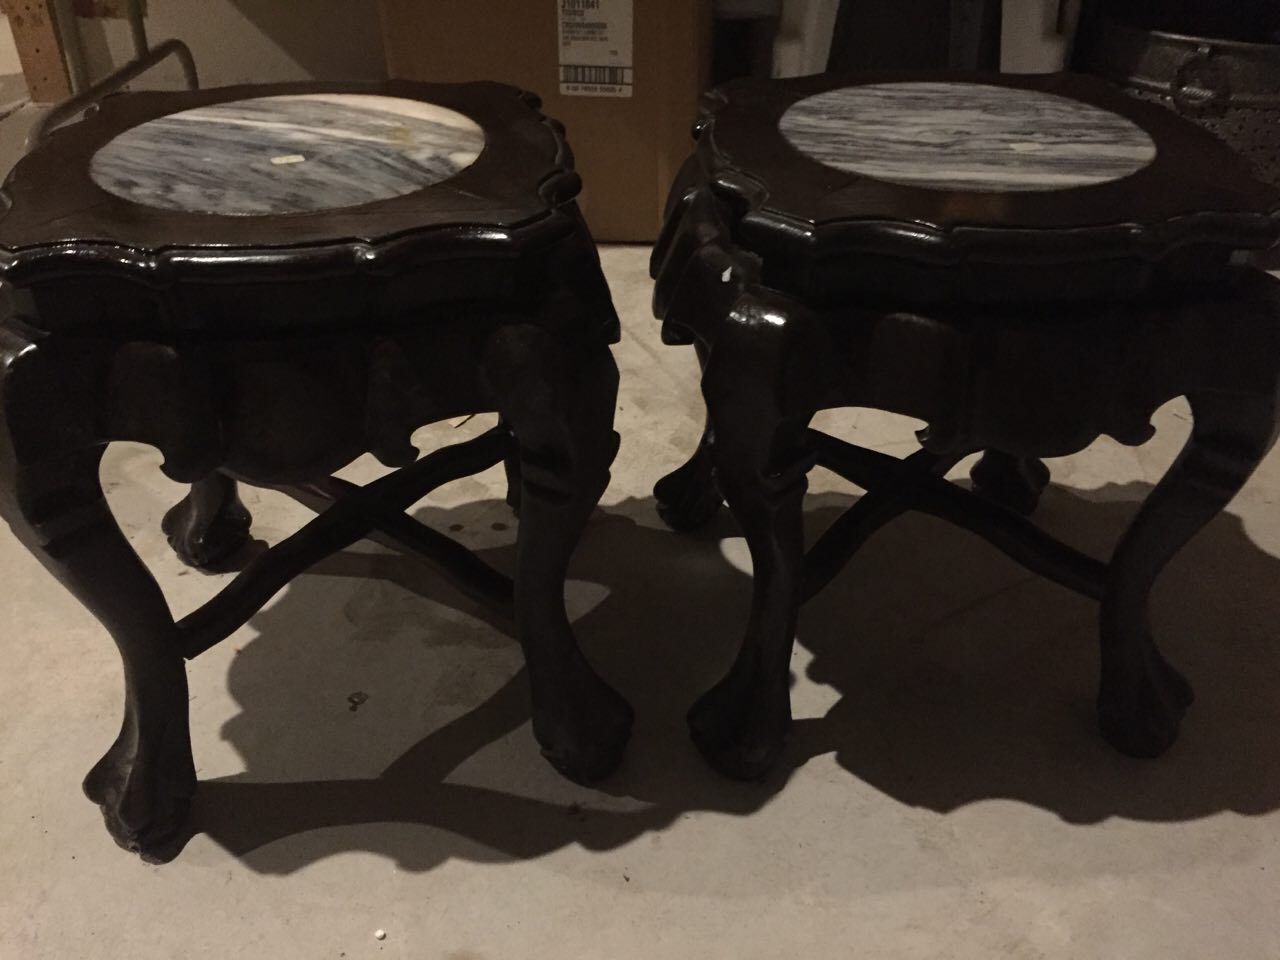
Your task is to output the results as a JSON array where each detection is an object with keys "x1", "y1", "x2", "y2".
[
  {"x1": 558, "y1": 0, "x2": 633, "y2": 98},
  {"x1": 270, "y1": 154, "x2": 307, "y2": 165}
]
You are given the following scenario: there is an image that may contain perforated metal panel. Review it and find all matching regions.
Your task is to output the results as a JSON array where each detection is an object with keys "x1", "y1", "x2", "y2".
[
  {"x1": 1081, "y1": 16, "x2": 1280, "y2": 188},
  {"x1": 1129, "y1": 88, "x2": 1280, "y2": 188}
]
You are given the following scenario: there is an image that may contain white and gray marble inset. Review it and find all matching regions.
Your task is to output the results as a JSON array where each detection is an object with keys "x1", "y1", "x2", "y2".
[
  {"x1": 779, "y1": 82, "x2": 1157, "y2": 192},
  {"x1": 89, "y1": 94, "x2": 486, "y2": 215}
]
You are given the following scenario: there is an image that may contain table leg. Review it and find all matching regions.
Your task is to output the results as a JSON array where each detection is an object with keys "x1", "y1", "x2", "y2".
[
  {"x1": 502, "y1": 435, "x2": 522, "y2": 515},
  {"x1": 1098, "y1": 390, "x2": 1279, "y2": 757},
  {"x1": 0, "y1": 334, "x2": 193, "y2": 861},
  {"x1": 483, "y1": 327, "x2": 633, "y2": 782},
  {"x1": 687, "y1": 321, "x2": 815, "y2": 780},
  {"x1": 970, "y1": 451, "x2": 1051, "y2": 516},
  {"x1": 655, "y1": 417, "x2": 722, "y2": 532},
  {"x1": 655, "y1": 343, "x2": 723, "y2": 531},
  {"x1": 162, "y1": 472, "x2": 253, "y2": 570}
]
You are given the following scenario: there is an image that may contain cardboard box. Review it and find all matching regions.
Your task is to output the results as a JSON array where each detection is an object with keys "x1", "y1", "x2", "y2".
[{"x1": 378, "y1": 0, "x2": 713, "y2": 242}]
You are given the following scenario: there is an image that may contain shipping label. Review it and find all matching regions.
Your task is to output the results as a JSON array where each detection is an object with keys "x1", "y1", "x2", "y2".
[{"x1": 558, "y1": 0, "x2": 634, "y2": 98}]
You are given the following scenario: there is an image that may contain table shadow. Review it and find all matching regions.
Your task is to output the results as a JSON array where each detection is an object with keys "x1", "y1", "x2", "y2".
[{"x1": 190, "y1": 479, "x2": 1280, "y2": 872}]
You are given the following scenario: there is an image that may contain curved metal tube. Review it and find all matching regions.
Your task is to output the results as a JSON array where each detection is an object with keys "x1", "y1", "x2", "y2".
[
  {"x1": 26, "y1": 38, "x2": 198, "y2": 150},
  {"x1": 125, "y1": 0, "x2": 149, "y2": 59}
]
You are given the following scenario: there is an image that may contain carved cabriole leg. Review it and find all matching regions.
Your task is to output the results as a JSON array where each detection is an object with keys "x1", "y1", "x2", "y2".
[
  {"x1": 0, "y1": 329, "x2": 193, "y2": 861},
  {"x1": 1098, "y1": 390, "x2": 1279, "y2": 757},
  {"x1": 482, "y1": 326, "x2": 633, "y2": 782},
  {"x1": 162, "y1": 473, "x2": 252, "y2": 570},
  {"x1": 496, "y1": 417, "x2": 522, "y2": 514},
  {"x1": 687, "y1": 300, "x2": 818, "y2": 779},
  {"x1": 655, "y1": 341, "x2": 723, "y2": 531},
  {"x1": 970, "y1": 451, "x2": 1051, "y2": 516}
]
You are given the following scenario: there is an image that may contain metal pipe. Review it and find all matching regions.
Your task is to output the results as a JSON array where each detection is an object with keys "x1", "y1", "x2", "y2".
[
  {"x1": 125, "y1": 0, "x2": 149, "y2": 59},
  {"x1": 52, "y1": 0, "x2": 91, "y2": 94},
  {"x1": 26, "y1": 38, "x2": 199, "y2": 150}
]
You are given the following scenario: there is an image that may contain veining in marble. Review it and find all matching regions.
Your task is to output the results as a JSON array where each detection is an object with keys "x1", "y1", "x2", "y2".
[
  {"x1": 779, "y1": 82, "x2": 1157, "y2": 192},
  {"x1": 89, "y1": 94, "x2": 486, "y2": 215}
]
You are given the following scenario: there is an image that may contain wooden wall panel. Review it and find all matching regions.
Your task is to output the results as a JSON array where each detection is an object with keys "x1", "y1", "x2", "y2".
[{"x1": 1, "y1": 0, "x2": 70, "y2": 102}]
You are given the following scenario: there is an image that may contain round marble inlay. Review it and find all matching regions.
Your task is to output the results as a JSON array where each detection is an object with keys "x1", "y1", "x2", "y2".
[
  {"x1": 778, "y1": 82, "x2": 1157, "y2": 192},
  {"x1": 89, "y1": 94, "x2": 486, "y2": 215}
]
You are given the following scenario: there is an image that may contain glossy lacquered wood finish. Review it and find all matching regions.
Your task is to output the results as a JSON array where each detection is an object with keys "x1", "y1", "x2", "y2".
[
  {"x1": 0, "y1": 82, "x2": 629, "y2": 861},
  {"x1": 653, "y1": 73, "x2": 1280, "y2": 780},
  {"x1": 685, "y1": 72, "x2": 1280, "y2": 304},
  {"x1": 0, "y1": 80, "x2": 615, "y2": 341}
]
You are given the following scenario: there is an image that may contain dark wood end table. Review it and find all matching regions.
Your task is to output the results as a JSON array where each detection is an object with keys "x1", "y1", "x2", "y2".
[
  {"x1": 652, "y1": 72, "x2": 1280, "y2": 779},
  {"x1": 0, "y1": 80, "x2": 631, "y2": 860}
]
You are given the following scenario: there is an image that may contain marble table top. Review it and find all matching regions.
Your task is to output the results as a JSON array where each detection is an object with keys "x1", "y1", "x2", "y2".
[
  {"x1": 779, "y1": 82, "x2": 1157, "y2": 192},
  {"x1": 89, "y1": 93, "x2": 486, "y2": 215}
]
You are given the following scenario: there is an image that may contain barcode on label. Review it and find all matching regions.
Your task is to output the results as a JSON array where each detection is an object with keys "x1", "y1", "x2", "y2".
[
  {"x1": 560, "y1": 65, "x2": 633, "y2": 87},
  {"x1": 558, "y1": 0, "x2": 633, "y2": 98}
]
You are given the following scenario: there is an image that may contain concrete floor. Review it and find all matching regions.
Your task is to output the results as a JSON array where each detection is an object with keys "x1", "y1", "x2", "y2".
[
  {"x1": 3, "y1": 250, "x2": 1280, "y2": 953},
  {"x1": 0, "y1": 20, "x2": 1277, "y2": 953}
]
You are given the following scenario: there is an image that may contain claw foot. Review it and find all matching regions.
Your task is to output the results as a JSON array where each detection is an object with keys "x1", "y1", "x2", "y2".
[
  {"x1": 162, "y1": 474, "x2": 252, "y2": 571},
  {"x1": 688, "y1": 650, "x2": 792, "y2": 781},
  {"x1": 531, "y1": 657, "x2": 634, "y2": 784},
  {"x1": 1097, "y1": 646, "x2": 1194, "y2": 759},
  {"x1": 655, "y1": 447, "x2": 722, "y2": 532},
  {"x1": 970, "y1": 452, "x2": 1050, "y2": 516},
  {"x1": 82, "y1": 729, "x2": 196, "y2": 863}
]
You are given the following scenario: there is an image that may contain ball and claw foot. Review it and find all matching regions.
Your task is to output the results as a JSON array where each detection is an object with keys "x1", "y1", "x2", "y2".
[
  {"x1": 82, "y1": 738, "x2": 196, "y2": 863},
  {"x1": 162, "y1": 474, "x2": 252, "y2": 570},
  {"x1": 531, "y1": 658, "x2": 635, "y2": 784},
  {"x1": 655, "y1": 447, "x2": 723, "y2": 532},
  {"x1": 1097, "y1": 646, "x2": 1195, "y2": 759},
  {"x1": 688, "y1": 653, "x2": 792, "y2": 781},
  {"x1": 970, "y1": 452, "x2": 1051, "y2": 516}
]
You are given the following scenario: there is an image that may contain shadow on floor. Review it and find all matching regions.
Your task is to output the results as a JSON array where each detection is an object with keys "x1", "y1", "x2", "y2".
[{"x1": 190, "y1": 480, "x2": 1280, "y2": 872}]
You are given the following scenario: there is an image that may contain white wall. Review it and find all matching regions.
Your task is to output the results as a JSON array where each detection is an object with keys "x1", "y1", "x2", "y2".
[
  {"x1": 0, "y1": 17, "x2": 22, "y2": 77},
  {"x1": 774, "y1": 0, "x2": 1080, "y2": 78},
  {"x1": 774, "y1": 0, "x2": 839, "y2": 76},
  {"x1": 1002, "y1": 0, "x2": 1078, "y2": 73}
]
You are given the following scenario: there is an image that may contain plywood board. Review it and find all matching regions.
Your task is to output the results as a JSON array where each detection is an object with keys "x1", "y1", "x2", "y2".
[{"x1": 1, "y1": 0, "x2": 70, "y2": 102}]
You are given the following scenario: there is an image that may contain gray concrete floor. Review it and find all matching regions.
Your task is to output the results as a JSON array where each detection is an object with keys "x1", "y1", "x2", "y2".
[{"x1": 1, "y1": 103, "x2": 1280, "y2": 957}]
